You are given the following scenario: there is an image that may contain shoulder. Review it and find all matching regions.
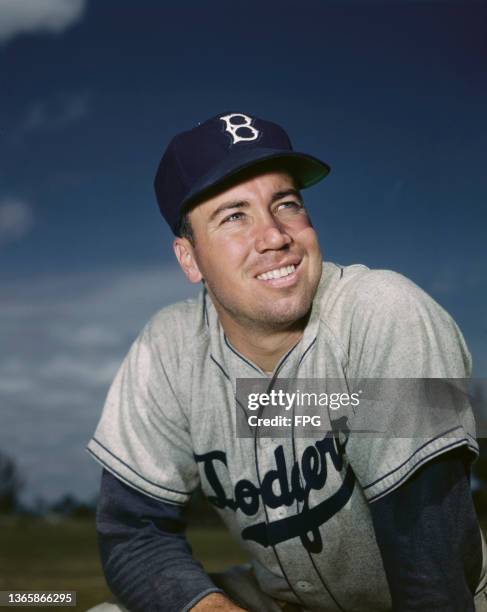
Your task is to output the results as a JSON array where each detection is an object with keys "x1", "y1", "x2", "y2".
[
  {"x1": 352, "y1": 268, "x2": 433, "y2": 306},
  {"x1": 137, "y1": 290, "x2": 208, "y2": 364},
  {"x1": 348, "y1": 269, "x2": 456, "y2": 333},
  {"x1": 317, "y1": 264, "x2": 469, "y2": 372},
  {"x1": 321, "y1": 263, "x2": 449, "y2": 323},
  {"x1": 145, "y1": 292, "x2": 205, "y2": 338},
  {"x1": 112, "y1": 291, "x2": 208, "y2": 404}
]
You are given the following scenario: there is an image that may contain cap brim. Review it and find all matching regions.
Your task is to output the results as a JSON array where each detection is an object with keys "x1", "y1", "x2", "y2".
[{"x1": 181, "y1": 147, "x2": 330, "y2": 212}]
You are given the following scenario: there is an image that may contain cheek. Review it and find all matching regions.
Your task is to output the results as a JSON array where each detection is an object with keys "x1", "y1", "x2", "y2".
[
  {"x1": 204, "y1": 236, "x2": 250, "y2": 276},
  {"x1": 292, "y1": 225, "x2": 321, "y2": 253}
]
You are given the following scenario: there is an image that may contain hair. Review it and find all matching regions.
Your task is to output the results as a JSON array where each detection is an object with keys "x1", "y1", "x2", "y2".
[{"x1": 177, "y1": 211, "x2": 195, "y2": 246}]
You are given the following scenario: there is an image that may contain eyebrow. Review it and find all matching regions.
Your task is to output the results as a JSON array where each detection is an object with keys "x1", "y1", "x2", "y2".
[{"x1": 208, "y1": 188, "x2": 303, "y2": 224}]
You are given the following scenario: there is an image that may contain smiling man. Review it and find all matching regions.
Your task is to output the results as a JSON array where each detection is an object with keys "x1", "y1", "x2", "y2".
[
  {"x1": 173, "y1": 167, "x2": 322, "y2": 373},
  {"x1": 87, "y1": 113, "x2": 487, "y2": 612}
]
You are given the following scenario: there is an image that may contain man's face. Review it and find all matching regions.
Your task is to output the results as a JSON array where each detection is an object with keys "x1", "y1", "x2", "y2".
[{"x1": 174, "y1": 169, "x2": 323, "y2": 332}]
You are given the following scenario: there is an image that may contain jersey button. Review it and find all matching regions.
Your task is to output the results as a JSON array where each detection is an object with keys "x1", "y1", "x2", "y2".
[{"x1": 296, "y1": 580, "x2": 312, "y2": 591}]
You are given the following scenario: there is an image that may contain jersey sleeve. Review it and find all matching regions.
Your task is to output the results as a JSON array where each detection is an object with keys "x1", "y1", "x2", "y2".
[
  {"x1": 86, "y1": 319, "x2": 198, "y2": 506},
  {"x1": 344, "y1": 270, "x2": 479, "y2": 503}
]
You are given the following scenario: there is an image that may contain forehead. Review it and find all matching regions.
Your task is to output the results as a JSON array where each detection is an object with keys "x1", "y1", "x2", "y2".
[{"x1": 190, "y1": 169, "x2": 298, "y2": 219}]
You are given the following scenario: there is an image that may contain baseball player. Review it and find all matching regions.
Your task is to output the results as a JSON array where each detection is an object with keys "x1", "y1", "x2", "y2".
[{"x1": 87, "y1": 112, "x2": 486, "y2": 611}]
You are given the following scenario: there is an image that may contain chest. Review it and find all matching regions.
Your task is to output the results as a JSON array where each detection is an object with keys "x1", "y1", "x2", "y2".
[{"x1": 186, "y1": 337, "x2": 353, "y2": 541}]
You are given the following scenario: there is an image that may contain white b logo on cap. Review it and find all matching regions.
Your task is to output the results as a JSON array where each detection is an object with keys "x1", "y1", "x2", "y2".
[{"x1": 220, "y1": 113, "x2": 259, "y2": 144}]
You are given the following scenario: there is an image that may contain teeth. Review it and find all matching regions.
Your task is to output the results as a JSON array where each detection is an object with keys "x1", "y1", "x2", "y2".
[{"x1": 257, "y1": 264, "x2": 296, "y2": 281}]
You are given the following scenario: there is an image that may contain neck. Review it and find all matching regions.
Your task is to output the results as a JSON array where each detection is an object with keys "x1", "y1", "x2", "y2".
[{"x1": 216, "y1": 308, "x2": 308, "y2": 373}]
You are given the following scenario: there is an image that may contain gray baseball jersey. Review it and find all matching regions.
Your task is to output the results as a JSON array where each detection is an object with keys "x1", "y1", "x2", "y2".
[{"x1": 87, "y1": 261, "x2": 486, "y2": 611}]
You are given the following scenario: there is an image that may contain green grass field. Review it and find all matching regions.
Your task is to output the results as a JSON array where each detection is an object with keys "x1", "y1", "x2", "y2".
[
  {"x1": 3, "y1": 514, "x2": 487, "y2": 611},
  {"x1": 0, "y1": 517, "x2": 249, "y2": 611}
]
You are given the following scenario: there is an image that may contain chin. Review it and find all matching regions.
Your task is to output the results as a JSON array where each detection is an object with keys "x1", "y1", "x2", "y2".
[{"x1": 256, "y1": 299, "x2": 312, "y2": 329}]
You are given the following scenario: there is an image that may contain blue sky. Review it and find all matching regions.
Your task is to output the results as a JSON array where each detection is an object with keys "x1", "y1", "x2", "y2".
[{"x1": 1, "y1": 0, "x2": 486, "y2": 504}]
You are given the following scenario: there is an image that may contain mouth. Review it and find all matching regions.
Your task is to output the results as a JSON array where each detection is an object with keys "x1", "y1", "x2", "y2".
[{"x1": 255, "y1": 261, "x2": 301, "y2": 287}]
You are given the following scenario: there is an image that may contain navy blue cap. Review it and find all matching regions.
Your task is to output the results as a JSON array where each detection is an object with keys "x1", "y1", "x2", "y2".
[{"x1": 154, "y1": 112, "x2": 330, "y2": 235}]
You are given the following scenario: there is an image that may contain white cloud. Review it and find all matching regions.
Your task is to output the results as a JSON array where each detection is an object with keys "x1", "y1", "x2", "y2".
[
  {"x1": 0, "y1": 376, "x2": 36, "y2": 394},
  {"x1": 0, "y1": 0, "x2": 87, "y2": 44},
  {"x1": 39, "y1": 353, "x2": 121, "y2": 387},
  {"x1": 0, "y1": 198, "x2": 34, "y2": 245},
  {"x1": 61, "y1": 324, "x2": 122, "y2": 349}
]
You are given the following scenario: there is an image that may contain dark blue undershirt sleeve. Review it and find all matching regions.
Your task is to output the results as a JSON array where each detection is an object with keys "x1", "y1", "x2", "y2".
[
  {"x1": 369, "y1": 448, "x2": 483, "y2": 612},
  {"x1": 96, "y1": 469, "x2": 224, "y2": 612}
]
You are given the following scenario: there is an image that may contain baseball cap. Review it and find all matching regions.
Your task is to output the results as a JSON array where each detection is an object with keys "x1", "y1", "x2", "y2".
[{"x1": 154, "y1": 112, "x2": 331, "y2": 235}]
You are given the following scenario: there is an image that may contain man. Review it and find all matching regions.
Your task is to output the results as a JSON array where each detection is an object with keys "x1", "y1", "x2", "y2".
[{"x1": 87, "y1": 112, "x2": 486, "y2": 611}]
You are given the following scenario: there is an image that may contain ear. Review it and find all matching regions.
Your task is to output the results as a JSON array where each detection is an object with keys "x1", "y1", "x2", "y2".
[{"x1": 173, "y1": 237, "x2": 203, "y2": 283}]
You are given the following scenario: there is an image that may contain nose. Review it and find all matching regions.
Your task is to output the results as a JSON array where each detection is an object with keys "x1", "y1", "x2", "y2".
[{"x1": 254, "y1": 214, "x2": 292, "y2": 253}]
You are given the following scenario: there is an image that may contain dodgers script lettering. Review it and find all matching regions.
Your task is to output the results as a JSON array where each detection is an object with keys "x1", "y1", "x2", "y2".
[{"x1": 194, "y1": 434, "x2": 355, "y2": 553}]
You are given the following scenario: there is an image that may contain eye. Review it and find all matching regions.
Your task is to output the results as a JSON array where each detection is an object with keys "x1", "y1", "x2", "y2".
[
  {"x1": 221, "y1": 211, "x2": 246, "y2": 224},
  {"x1": 275, "y1": 201, "x2": 304, "y2": 214}
]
